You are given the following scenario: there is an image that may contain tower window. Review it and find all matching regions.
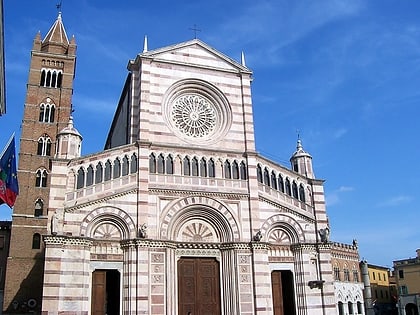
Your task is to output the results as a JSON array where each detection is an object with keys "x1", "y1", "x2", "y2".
[
  {"x1": 35, "y1": 169, "x2": 48, "y2": 187},
  {"x1": 39, "y1": 102, "x2": 55, "y2": 123},
  {"x1": 37, "y1": 134, "x2": 52, "y2": 156},
  {"x1": 40, "y1": 68, "x2": 63, "y2": 88},
  {"x1": 32, "y1": 233, "x2": 41, "y2": 249},
  {"x1": 34, "y1": 199, "x2": 43, "y2": 217}
]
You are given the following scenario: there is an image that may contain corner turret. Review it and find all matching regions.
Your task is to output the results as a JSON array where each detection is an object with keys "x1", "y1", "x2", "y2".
[
  {"x1": 290, "y1": 139, "x2": 314, "y2": 179},
  {"x1": 55, "y1": 116, "x2": 82, "y2": 159}
]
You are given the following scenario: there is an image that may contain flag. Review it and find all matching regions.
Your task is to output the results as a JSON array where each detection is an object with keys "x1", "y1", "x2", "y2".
[{"x1": 0, "y1": 136, "x2": 19, "y2": 208}]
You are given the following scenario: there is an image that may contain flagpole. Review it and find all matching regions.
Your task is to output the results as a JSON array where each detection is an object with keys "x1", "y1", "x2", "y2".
[{"x1": 0, "y1": 132, "x2": 15, "y2": 159}]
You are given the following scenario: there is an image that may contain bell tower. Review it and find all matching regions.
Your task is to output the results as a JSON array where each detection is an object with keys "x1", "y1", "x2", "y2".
[{"x1": 3, "y1": 12, "x2": 76, "y2": 313}]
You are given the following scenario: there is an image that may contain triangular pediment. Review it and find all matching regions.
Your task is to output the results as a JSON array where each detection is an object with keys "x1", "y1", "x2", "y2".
[{"x1": 138, "y1": 39, "x2": 251, "y2": 73}]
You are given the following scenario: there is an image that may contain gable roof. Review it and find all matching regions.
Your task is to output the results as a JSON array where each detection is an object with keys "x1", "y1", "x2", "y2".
[{"x1": 130, "y1": 38, "x2": 252, "y2": 74}]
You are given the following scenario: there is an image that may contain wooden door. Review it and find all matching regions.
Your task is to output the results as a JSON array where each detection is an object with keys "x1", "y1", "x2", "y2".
[
  {"x1": 92, "y1": 270, "x2": 106, "y2": 315},
  {"x1": 271, "y1": 270, "x2": 296, "y2": 315},
  {"x1": 178, "y1": 257, "x2": 221, "y2": 315}
]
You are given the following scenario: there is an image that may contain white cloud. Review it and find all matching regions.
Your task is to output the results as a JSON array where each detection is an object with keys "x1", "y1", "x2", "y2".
[
  {"x1": 376, "y1": 195, "x2": 413, "y2": 208},
  {"x1": 326, "y1": 185, "x2": 354, "y2": 206}
]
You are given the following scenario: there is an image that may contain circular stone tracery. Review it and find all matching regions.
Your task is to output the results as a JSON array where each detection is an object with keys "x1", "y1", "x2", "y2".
[
  {"x1": 171, "y1": 94, "x2": 217, "y2": 138},
  {"x1": 163, "y1": 79, "x2": 232, "y2": 145}
]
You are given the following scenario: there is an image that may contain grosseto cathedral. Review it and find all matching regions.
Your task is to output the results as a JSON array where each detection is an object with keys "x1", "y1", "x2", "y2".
[{"x1": 3, "y1": 12, "x2": 366, "y2": 315}]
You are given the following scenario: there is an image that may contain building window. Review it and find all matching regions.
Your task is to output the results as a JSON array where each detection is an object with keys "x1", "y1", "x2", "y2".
[
  {"x1": 270, "y1": 171, "x2": 277, "y2": 189},
  {"x1": 353, "y1": 270, "x2": 359, "y2": 282},
  {"x1": 191, "y1": 157, "x2": 199, "y2": 176},
  {"x1": 278, "y1": 175, "x2": 284, "y2": 192},
  {"x1": 40, "y1": 68, "x2": 63, "y2": 88},
  {"x1": 240, "y1": 161, "x2": 247, "y2": 180},
  {"x1": 122, "y1": 156, "x2": 129, "y2": 176},
  {"x1": 86, "y1": 165, "x2": 94, "y2": 186},
  {"x1": 113, "y1": 159, "x2": 121, "y2": 179},
  {"x1": 208, "y1": 159, "x2": 215, "y2": 178},
  {"x1": 39, "y1": 102, "x2": 55, "y2": 123},
  {"x1": 34, "y1": 198, "x2": 43, "y2": 217},
  {"x1": 149, "y1": 154, "x2": 156, "y2": 173},
  {"x1": 257, "y1": 165, "x2": 263, "y2": 183},
  {"x1": 398, "y1": 270, "x2": 404, "y2": 279},
  {"x1": 183, "y1": 157, "x2": 190, "y2": 176},
  {"x1": 263, "y1": 168, "x2": 270, "y2": 186},
  {"x1": 32, "y1": 233, "x2": 41, "y2": 249},
  {"x1": 104, "y1": 160, "x2": 112, "y2": 181},
  {"x1": 130, "y1": 154, "x2": 138, "y2": 174},
  {"x1": 285, "y1": 178, "x2": 291, "y2": 196},
  {"x1": 166, "y1": 155, "x2": 174, "y2": 174},
  {"x1": 95, "y1": 163, "x2": 103, "y2": 184},
  {"x1": 292, "y1": 181, "x2": 298, "y2": 198},
  {"x1": 76, "y1": 168, "x2": 84, "y2": 189},
  {"x1": 348, "y1": 302, "x2": 353, "y2": 315},
  {"x1": 299, "y1": 184, "x2": 306, "y2": 202},
  {"x1": 37, "y1": 135, "x2": 52, "y2": 156},
  {"x1": 338, "y1": 302, "x2": 344, "y2": 315},
  {"x1": 224, "y1": 161, "x2": 231, "y2": 179},
  {"x1": 232, "y1": 161, "x2": 239, "y2": 179},
  {"x1": 373, "y1": 272, "x2": 376, "y2": 280},
  {"x1": 0, "y1": 236, "x2": 4, "y2": 249},
  {"x1": 357, "y1": 302, "x2": 363, "y2": 314},
  {"x1": 343, "y1": 269, "x2": 350, "y2": 281},
  {"x1": 334, "y1": 267, "x2": 340, "y2": 280},
  {"x1": 399, "y1": 285, "x2": 408, "y2": 295},
  {"x1": 200, "y1": 158, "x2": 207, "y2": 177},
  {"x1": 35, "y1": 169, "x2": 48, "y2": 187},
  {"x1": 157, "y1": 154, "x2": 165, "y2": 174}
]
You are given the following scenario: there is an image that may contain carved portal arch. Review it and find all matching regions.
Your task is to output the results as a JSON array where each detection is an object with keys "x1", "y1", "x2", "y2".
[
  {"x1": 80, "y1": 206, "x2": 136, "y2": 239},
  {"x1": 160, "y1": 196, "x2": 240, "y2": 242},
  {"x1": 261, "y1": 214, "x2": 306, "y2": 244}
]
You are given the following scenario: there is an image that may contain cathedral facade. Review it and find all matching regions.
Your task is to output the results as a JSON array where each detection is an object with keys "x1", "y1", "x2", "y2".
[{"x1": 5, "y1": 13, "x2": 350, "y2": 315}]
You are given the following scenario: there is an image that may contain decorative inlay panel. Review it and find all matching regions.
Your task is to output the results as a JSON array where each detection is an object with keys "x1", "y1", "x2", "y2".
[
  {"x1": 178, "y1": 220, "x2": 217, "y2": 242},
  {"x1": 93, "y1": 223, "x2": 122, "y2": 240},
  {"x1": 268, "y1": 229, "x2": 291, "y2": 244}
]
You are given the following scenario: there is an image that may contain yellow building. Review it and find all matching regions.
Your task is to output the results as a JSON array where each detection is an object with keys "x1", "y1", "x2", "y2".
[
  {"x1": 393, "y1": 249, "x2": 420, "y2": 315},
  {"x1": 367, "y1": 264, "x2": 397, "y2": 315}
]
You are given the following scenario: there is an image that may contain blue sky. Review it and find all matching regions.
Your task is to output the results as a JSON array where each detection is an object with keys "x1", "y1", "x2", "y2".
[{"x1": 1, "y1": 1, "x2": 419, "y2": 267}]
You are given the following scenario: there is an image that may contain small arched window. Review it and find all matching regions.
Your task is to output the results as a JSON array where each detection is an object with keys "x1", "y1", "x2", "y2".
[
  {"x1": 104, "y1": 160, "x2": 112, "y2": 181},
  {"x1": 95, "y1": 163, "x2": 103, "y2": 184},
  {"x1": 34, "y1": 199, "x2": 43, "y2": 217},
  {"x1": 113, "y1": 159, "x2": 121, "y2": 179},
  {"x1": 130, "y1": 154, "x2": 138, "y2": 174},
  {"x1": 299, "y1": 184, "x2": 306, "y2": 202},
  {"x1": 271, "y1": 171, "x2": 277, "y2": 189},
  {"x1": 183, "y1": 157, "x2": 191, "y2": 176},
  {"x1": 76, "y1": 168, "x2": 85, "y2": 189},
  {"x1": 200, "y1": 158, "x2": 207, "y2": 177},
  {"x1": 149, "y1": 154, "x2": 156, "y2": 173},
  {"x1": 263, "y1": 168, "x2": 270, "y2": 186},
  {"x1": 240, "y1": 161, "x2": 247, "y2": 180},
  {"x1": 257, "y1": 165, "x2": 263, "y2": 183},
  {"x1": 224, "y1": 160, "x2": 231, "y2": 179},
  {"x1": 285, "y1": 178, "x2": 291, "y2": 196},
  {"x1": 122, "y1": 156, "x2": 129, "y2": 176},
  {"x1": 37, "y1": 135, "x2": 52, "y2": 156},
  {"x1": 32, "y1": 233, "x2": 41, "y2": 249},
  {"x1": 208, "y1": 159, "x2": 215, "y2": 178},
  {"x1": 278, "y1": 175, "x2": 284, "y2": 193},
  {"x1": 292, "y1": 181, "x2": 298, "y2": 198},
  {"x1": 35, "y1": 169, "x2": 48, "y2": 188},
  {"x1": 232, "y1": 161, "x2": 239, "y2": 179},
  {"x1": 86, "y1": 165, "x2": 94, "y2": 186},
  {"x1": 157, "y1": 154, "x2": 165, "y2": 174},
  {"x1": 191, "y1": 157, "x2": 199, "y2": 176},
  {"x1": 39, "y1": 102, "x2": 55, "y2": 123},
  {"x1": 166, "y1": 155, "x2": 174, "y2": 174}
]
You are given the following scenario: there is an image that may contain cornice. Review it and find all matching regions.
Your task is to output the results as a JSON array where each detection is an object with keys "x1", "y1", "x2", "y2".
[
  {"x1": 259, "y1": 195, "x2": 315, "y2": 223},
  {"x1": 65, "y1": 188, "x2": 138, "y2": 212},
  {"x1": 149, "y1": 188, "x2": 249, "y2": 200}
]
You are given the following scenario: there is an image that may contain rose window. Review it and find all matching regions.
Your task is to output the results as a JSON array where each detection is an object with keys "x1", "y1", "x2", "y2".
[{"x1": 171, "y1": 94, "x2": 217, "y2": 138}]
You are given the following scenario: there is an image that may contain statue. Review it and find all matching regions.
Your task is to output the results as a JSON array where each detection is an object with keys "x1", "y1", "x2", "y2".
[
  {"x1": 51, "y1": 212, "x2": 59, "y2": 235},
  {"x1": 139, "y1": 223, "x2": 147, "y2": 238},
  {"x1": 352, "y1": 239, "x2": 358, "y2": 247},
  {"x1": 253, "y1": 230, "x2": 263, "y2": 242},
  {"x1": 318, "y1": 227, "x2": 330, "y2": 243}
]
